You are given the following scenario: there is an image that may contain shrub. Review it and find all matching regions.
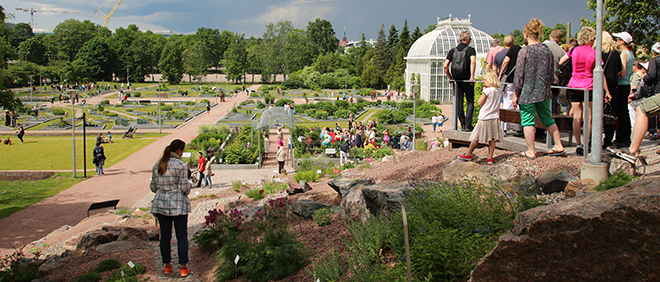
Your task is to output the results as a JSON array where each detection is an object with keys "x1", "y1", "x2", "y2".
[
  {"x1": 375, "y1": 109, "x2": 407, "y2": 124},
  {"x1": 429, "y1": 99, "x2": 441, "y2": 105},
  {"x1": 232, "y1": 180, "x2": 247, "y2": 192},
  {"x1": 125, "y1": 109, "x2": 133, "y2": 112},
  {"x1": 107, "y1": 263, "x2": 146, "y2": 282},
  {"x1": 96, "y1": 258, "x2": 121, "y2": 272},
  {"x1": 74, "y1": 273, "x2": 102, "y2": 282},
  {"x1": 307, "y1": 247, "x2": 344, "y2": 282},
  {"x1": 184, "y1": 100, "x2": 195, "y2": 106},
  {"x1": 334, "y1": 109, "x2": 349, "y2": 119},
  {"x1": 161, "y1": 105, "x2": 172, "y2": 111},
  {"x1": 595, "y1": 170, "x2": 638, "y2": 191},
  {"x1": 133, "y1": 92, "x2": 141, "y2": 97},
  {"x1": 313, "y1": 207, "x2": 333, "y2": 227},
  {"x1": 173, "y1": 111, "x2": 189, "y2": 119},
  {"x1": 52, "y1": 108, "x2": 65, "y2": 115},
  {"x1": 313, "y1": 110, "x2": 329, "y2": 120},
  {"x1": 105, "y1": 112, "x2": 118, "y2": 117},
  {"x1": 0, "y1": 248, "x2": 41, "y2": 282},
  {"x1": 294, "y1": 170, "x2": 320, "y2": 183},
  {"x1": 101, "y1": 99, "x2": 110, "y2": 105},
  {"x1": 246, "y1": 180, "x2": 288, "y2": 200},
  {"x1": 200, "y1": 99, "x2": 210, "y2": 104},
  {"x1": 274, "y1": 98, "x2": 294, "y2": 107},
  {"x1": 178, "y1": 90, "x2": 189, "y2": 95},
  {"x1": 256, "y1": 101, "x2": 266, "y2": 109},
  {"x1": 304, "y1": 109, "x2": 315, "y2": 116}
]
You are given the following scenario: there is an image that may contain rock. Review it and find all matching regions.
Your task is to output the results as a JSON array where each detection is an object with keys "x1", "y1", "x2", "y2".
[
  {"x1": 469, "y1": 178, "x2": 660, "y2": 282},
  {"x1": 381, "y1": 155, "x2": 394, "y2": 162},
  {"x1": 96, "y1": 241, "x2": 136, "y2": 253},
  {"x1": 537, "y1": 169, "x2": 577, "y2": 194},
  {"x1": 361, "y1": 181, "x2": 411, "y2": 218},
  {"x1": 287, "y1": 182, "x2": 303, "y2": 195},
  {"x1": 441, "y1": 161, "x2": 516, "y2": 183},
  {"x1": 117, "y1": 227, "x2": 149, "y2": 241},
  {"x1": 39, "y1": 255, "x2": 63, "y2": 276},
  {"x1": 564, "y1": 179, "x2": 598, "y2": 198},
  {"x1": 77, "y1": 230, "x2": 117, "y2": 250},
  {"x1": 608, "y1": 157, "x2": 636, "y2": 176},
  {"x1": 503, "y1": 174, "x2": 541, "y2": 196},
  {"x1": 328, "y1": 178, "x2": 373, "y2": 198},
  {"x1": 341, "y1": 185, "x2": 367, "y2": 219},
  {"x1": 300, "y1": 180, "x2": 313, "y2": 192},
  {"x1": 147, "y1": 230, "x2": 159, "y2": 241},
  {"x1": 291, "y1": 199, "x2": 329, "y2": 219},
  {"x1": 429, "y1": 146, "x2": 442, "y2": 152}
]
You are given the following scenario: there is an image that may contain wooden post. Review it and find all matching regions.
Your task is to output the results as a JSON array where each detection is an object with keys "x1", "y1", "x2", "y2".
[{"x1": 402, "y1": 205, "x2": 412, "y2": 282}]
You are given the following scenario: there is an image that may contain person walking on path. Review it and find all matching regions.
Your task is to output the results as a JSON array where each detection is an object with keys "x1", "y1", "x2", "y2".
[
  {"x1": 276, "y1": 146, "x2": 286, "y2": 174},
  {"x1": 4, "y1": 111, "x2": 9, "y2": 127},
  {"x1": 458, "y1": 71, "x2": 503, "y2": 164},
  {"x1": 263, "y1": 132, "x2": 270, "y2": 159},
  {"x1": 444, "y1": 31, "x2": 477, "y2": 131},
  {"x1": 93, "y1": 141, "x2": 106, "y2": 175},
  {"x1": 16, "y1": 124, "x2": 25, "y2": 143},
  {"x1": 11, "y1": 111, "x2": 18, "y2": 128},
  {"x1": 512, "y1": 18, "x2": 566, "y2": 159},
  {"x1": 150, "y1": 139, "x2": 192, "y2": 277},
  {"x1": 195, "y1": 152, "x2": 206, "y2": 188},
  {"x1": 206, "y1": 103, "x2": 211, "y2": 115},
  {"x1": 432, "y1": 114, "x2": 438, "y2": 132},
  {"x1": 203, "y1": 152, "x2": 215, "y2": 188}
]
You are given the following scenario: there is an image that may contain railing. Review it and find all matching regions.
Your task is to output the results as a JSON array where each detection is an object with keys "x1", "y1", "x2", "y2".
[{"x1": 450, "y1": 80, "x2": 592, "y2": 158}]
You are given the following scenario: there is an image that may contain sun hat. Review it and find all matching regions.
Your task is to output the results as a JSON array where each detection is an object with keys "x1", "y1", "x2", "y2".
[
  {"x1": 612, "y1": 32, "x2": 632, "y2": 44},
  {"x1": 652, "y1": 42, "x2": 660, "y2": 54}
]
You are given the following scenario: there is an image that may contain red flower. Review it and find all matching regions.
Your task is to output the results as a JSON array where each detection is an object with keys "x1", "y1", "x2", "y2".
[
  {"x1": 367, "y1": 158, "x2": 373, "y2": 162},
  {"x1": 259, "y1": 189, "x2": 264, "y2": 195}
]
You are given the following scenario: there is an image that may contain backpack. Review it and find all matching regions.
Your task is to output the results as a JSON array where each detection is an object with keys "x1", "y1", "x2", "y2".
[
  {"x1": 558, "y1": 49, "x2": 573, "y2": 86},
  {"x1": 450, "y1": 46, "x2": 470, "y2": 80}
]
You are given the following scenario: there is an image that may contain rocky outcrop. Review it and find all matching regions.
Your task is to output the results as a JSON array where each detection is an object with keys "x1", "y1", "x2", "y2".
[
  {"x1": 77, "y1": 230, "x2": 118, "y2": 250},
  {"x1": 340, "y1": 186, "x2": 368, "y2": 219},
  {"x1": 361, "y1": 181, "x2": 411, "y2": 218},
  {"x1": 328, "y1": 178, "x2": 373, "y2": 198},
  {"x1": 286, "y1": 180, "x2": 314, "y2": 195},
  {"x1": 537, "y1": 169, "x2": 577, "y2": 194},
  {"x1": 291, "y1": 199, "x2": 329, "y2": 219},
  {"x1": 441, "y1": 161, "x2": 516, "y2": 183},
  {"x1": 470, "y1": 178, "x2": 660, "y2": 282}
]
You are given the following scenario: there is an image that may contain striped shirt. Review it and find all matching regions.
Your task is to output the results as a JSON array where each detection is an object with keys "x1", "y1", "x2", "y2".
[{"x1": 150, "y1": 153, "x2": 192, "y2": 216}]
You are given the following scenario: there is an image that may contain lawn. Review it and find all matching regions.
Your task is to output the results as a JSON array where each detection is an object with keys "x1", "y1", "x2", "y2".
[
  {"x1": 0, "y1": 136, "x2": 159, "y2": 170},
  {"x1": 0, "y1": 172, "x2": 84, "y2": 219}
]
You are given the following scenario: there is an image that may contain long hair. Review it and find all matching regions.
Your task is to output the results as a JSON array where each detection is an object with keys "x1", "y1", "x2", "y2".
[{"x1": 158, "y1": 139, "x2": 185, "y2": 175}]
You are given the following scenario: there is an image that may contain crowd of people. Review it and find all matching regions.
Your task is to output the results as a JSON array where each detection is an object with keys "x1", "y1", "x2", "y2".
[{"x1": 445, "y1": 17, "x2": 660, "y2": 163}]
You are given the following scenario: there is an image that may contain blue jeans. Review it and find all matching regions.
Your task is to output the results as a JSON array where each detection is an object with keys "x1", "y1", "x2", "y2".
[
  {"x1": 155, "y1": 214, "x2": 188, "y2": 265},
  {"x1": 96, "y1": 160, "x2": 104, "y2": 175},
  {"x1": 203, "y1": 172, "x2": 212, "y2": 187}
]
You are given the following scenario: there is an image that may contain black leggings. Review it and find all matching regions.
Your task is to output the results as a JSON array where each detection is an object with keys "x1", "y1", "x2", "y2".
[{"x1": 155, "y1": 214, "x2": 188, "y2": 265}]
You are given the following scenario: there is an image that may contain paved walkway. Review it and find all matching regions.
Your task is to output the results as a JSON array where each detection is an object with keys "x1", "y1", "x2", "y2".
[{"x1": 0, "y1": 86, "x2": 261, "y2": 253}]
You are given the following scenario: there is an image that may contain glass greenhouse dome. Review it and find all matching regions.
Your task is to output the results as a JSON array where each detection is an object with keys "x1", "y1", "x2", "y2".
[{"x1": 405, "y1": 15, "x2": 493, "y2": 103}]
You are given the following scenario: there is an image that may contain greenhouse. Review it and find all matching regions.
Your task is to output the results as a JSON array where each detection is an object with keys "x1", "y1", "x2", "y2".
[{"x1": 405, "y1": 15, "x2": 493, "y2": 103}]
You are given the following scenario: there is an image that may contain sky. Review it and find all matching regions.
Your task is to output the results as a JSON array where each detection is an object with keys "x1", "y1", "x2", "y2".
[{"x1": 5, "y1": 0, "x2": 595, "y2": 40}]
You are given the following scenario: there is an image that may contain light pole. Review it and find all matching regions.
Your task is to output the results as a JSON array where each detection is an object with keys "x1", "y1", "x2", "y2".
[
  {"x1": 215, "y1": 74, "x2": 218, "y2": 104},
  {"x1": 126, "y1": 68, "x2": 129, "y2": 89},
  {"x1": 23, "y1": 51, "x2": 30, "y2": 66},
  {"x1": 29, "y1": 75, "x2": 33, "y2": 104},
  {"x1": 158, "y1": 79, "x2": 162, "y2": 134},
  {"x1": 410, "y1": 73, "x2": 420, "y2": 151},
  {"x1": 71, "y1": 88, "x2": 76, "y2": 178}
]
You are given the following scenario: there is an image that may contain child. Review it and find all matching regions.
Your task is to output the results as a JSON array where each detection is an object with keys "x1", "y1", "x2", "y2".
[
  {"x1": 458, "y1": 71, "x2": 503, "y2": 164},
  {"x1": 107, "y1": 131, "x2": 113, "y2": 143}
]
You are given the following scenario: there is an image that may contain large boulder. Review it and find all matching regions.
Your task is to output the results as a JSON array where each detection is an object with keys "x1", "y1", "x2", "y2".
[
  {"x1": 117, "y1": 227, "x2": 149, "y2": 241},
  {"x1": 361, "y1": 181, "x2": 411, "y2": 218},
  {"x1": 564, "y1": 179, "x2": 598, "y2": 198},
  {"x1": 470, "y1": 178, "x2": 660, "y2": 282},
  {"x1": 77, "y1": 230, "x2": 117, "y2": 250},
  {"x1": 291, "y1": 199, "x2": 329, "y2": 219},
  {"x1": 341, "y1": 185, "x2": 368, "y2": 220},
  {"x1": 537, "y1": 169, "x2": 577, "y2": 194},
  {"x1": 441, "y1": 161, "x2": 516, "y2": 183},
  {"x1": 328, "y1": 178, "x2": 373, "y2": 198}
]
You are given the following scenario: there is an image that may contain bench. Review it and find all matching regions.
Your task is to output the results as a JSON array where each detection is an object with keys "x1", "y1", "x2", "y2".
[
  {"x1": 499, "y1": 109, "x2": 574, "y2": 145},
  {"x1": 138, "y1": 100, "x2": 151, "y2": 104},
  {"x1": 87, "y1": 199, "x2": 120, "y2": 217}
]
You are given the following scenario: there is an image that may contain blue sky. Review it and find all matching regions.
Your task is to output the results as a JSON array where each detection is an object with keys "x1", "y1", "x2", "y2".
[{"x1": 5, "y1": 0, "x2": 594, "y2": 40}]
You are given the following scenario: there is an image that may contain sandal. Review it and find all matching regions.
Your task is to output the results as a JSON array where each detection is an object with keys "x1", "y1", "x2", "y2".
[
  {"x1": 519, "y1": 152, "x2": 537, "y2": 160},
  {"x1": 546, "y1": 149, "x2": 566, "y2": 156}
]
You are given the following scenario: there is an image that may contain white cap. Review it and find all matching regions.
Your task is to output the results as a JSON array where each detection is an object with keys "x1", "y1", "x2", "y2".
[
  {"x1": 653, "y1": 42, "x2": 660, "y2": 54},
  {"x1": 612, "y1": 32, "x2": 633, "y2": 44},
  {"x1": 641, "y1": 62, "x2": 649, "y2": 70}
]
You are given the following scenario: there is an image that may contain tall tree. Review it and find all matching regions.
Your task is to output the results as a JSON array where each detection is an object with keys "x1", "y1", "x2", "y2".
[
  {"x1": 51, "y1": 19, "x2": 99, "y2": 61},
  {"x1": 75, "y1": 36, "x2": 115, "y2": 81},
  {"x1": 0, "y1": 5, "x2": 20, "y2": 108},
  {"x1": 261, "y1": 21, "x2": 294, "y2": 82},
  {"x1": 387, "y1": 24, "x2": 399, "y2": 56},
  {"x1": 587, "y1": 0, "x2": 659, "y2": 49},
  {"x1": 195, "y1": 27, "x2": 224, "y2": 68},
  {"x1": 306, "y1": 18, "x2": 339, "y2": 56},
  {"x1": 283, "y1": 29, "x2": 315, "y2": 76},
  {"x1": 373, "y1": 24, "x2": 390, "y2": 77},
  {"x1": 412, "y1": 26, "x2": 423, "y2": 43},
  {"x1": 246, "y1": 36, "x2": 262, "y2": 83},
  {"x1": 11, "y1": 23, "x2": 33, "y2": 47},
  {"x1": 399, "y1": 20, "x2": 412, "y2": 54},
  {"x1": 183, "y1": 40, "x2": 212, "y2": 83},
  {"x1": 224, "y1": 33, "x2": 248, "y2": 82},
  {"x1": 18, "y1": 34, "x2": 48, "y2": 65},
  {"x1": 158, "y1": 37, "x2": 185, "y2": 84}
]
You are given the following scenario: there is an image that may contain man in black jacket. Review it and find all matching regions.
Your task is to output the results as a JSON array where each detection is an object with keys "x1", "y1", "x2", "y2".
[{"x1": 444, "y1": 31, "x2": 476, "y2": 131}]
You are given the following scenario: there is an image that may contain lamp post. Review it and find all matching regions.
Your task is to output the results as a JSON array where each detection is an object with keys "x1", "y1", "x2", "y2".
[
  {"x1": 126, "y1": 68, "x2": 129, "y2": 89},
  {"x1": 71, "y1": 89, "x2": 76, "y2": 178},
  {"x1": 158, "y1": 79, "x2": 162, "y2": 134},
  {"x1": 29, "y1": 75, "x2": 33, "y2": 104},
  {"x1": 215, "y1": 74, "x2": 218, "y2": 104},
  {"x1": 23, "y1": 51, "x2": 30, "y2": 66},
  {"x1": 410, "y1": 73, "x2": 420, "y2": 151}
]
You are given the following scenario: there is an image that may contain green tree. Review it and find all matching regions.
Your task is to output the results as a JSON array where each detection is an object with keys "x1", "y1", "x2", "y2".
[
  {"x1": 423, "y1": 23, "x2": 437, "y2": 34},
  {"x1": 361, "y1": 65, "x2": 382, "y2": 88},
  {"x1": 412, "y1": 26, "x2": 423, "y2": 43},
  {"x1": 195, "y1": 27, "x2": 224, "y2": 68},
  {"x1": 18, "y1": 34, "x2": 48, "y2": 65},
  {"x1": 283, "y1": 29, "x2": 315, "y2": 76},
  {"x1": 158, "y1": 37, "x2": 185, "y2": 84},
  {"x1": 246, "y1": 36, "x2": 262, "y2": 83},
  {"x1": 587, "y1": 0, "x2": 660, "y2": 49},
  {"x1": 312, "y1": 52, "x2": 341, "y2": 74},
  {"x1": 387, "y1": 24, "x2": 399, "y2": 63},
  {"x1": 307, "y1": 18, "x2": 338, "y2": 56},
  {"x1": 75, "y1": 36, "x2": 115, "y2": 81},
  {"x1": 373, "y1": 24, "x2": 390, "y2": 77},
  {"x1": 224, "y1": 33, "x2": 248, "y2": 82},
  {"x1": 51, "y1": 19, "x2": 99, "y2": 61},
  {"x1": 183, "y1": 40, "x2": 212, "y2": 83},
  {"x1": 399, "y1": 19, "x2": 412, "y2": 54},
  {"x1": 261, "y1": 21, "x2": 294, "y2": 82},
  {"x1": 11, "y1": 23, "x2": 33, "y2": 47},
  {"x1": 64, "y1": 59, "x2": 92, "y2": 82}
]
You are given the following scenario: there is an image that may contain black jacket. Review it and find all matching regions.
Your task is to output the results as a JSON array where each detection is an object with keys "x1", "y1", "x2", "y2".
[{"x1": 643, "y1": 56, "x2": 660, "y2": 94}]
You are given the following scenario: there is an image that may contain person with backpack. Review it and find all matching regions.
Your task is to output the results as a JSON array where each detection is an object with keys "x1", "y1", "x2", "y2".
[
  {"x1": 93, "y1": 141, "x2": 106, "y2": 175},
  {"x1": 444, "y1": 31, "x2": 476, "y2": 131}
]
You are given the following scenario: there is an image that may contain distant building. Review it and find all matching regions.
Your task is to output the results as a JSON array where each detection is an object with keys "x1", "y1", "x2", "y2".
[
  {"x1": 339, "y1": 27, "x2": 348, "y2": 47},
  {"x1": 344, "y1": 39, "x2": 378, "y2": 49},
  {"x1": 405, "y1": 15, "x2": 493, "y2": 103}
]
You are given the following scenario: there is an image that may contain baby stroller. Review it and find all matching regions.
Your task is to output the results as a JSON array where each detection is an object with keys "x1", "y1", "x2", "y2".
[{"x1": 122, "y1": 127, "x2": 136, "y2": 139}]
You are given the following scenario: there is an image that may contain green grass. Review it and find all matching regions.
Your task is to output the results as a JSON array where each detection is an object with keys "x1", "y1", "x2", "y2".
[
  {"x1": 0, "y1": 172, "x2": 85, "y2": 219},
  {"x1": 0, "y1": 136, "x2": 157, "y2": 170}
]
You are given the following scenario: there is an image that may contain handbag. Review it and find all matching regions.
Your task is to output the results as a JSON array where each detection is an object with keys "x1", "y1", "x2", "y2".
[
  {"x1": 500, "y1": 66, "x2": 515, "y2": 91},
  {"x1": 603, "y1": 102, "x2": 617, "y2": 125}
]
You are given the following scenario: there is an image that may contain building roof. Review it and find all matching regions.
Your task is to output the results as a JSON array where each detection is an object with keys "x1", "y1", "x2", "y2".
[{"x1": 407, "y1": 15, "x2": 493, "y2": 60}]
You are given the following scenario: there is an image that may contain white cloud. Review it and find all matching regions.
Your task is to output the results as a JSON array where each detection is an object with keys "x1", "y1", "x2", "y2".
[{"x1": 247, "y1": 0, "x2": 338, "y2": 28}]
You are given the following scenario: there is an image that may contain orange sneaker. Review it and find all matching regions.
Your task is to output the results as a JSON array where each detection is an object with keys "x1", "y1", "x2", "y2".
[
  {"x1": 180, "y1": 266, "x2": 190, "y2": 277},
  {"x1": 163, "y1": 264, "x2": 172, "y2": 274}
]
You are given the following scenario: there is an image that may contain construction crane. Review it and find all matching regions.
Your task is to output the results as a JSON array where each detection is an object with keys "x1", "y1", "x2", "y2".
[
  {"x1": 93, "y1": 0, "x2": 123, "y2": 28},
  {"x1": 15, "y1": 8, "x2": 79, "y2": 28}
]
